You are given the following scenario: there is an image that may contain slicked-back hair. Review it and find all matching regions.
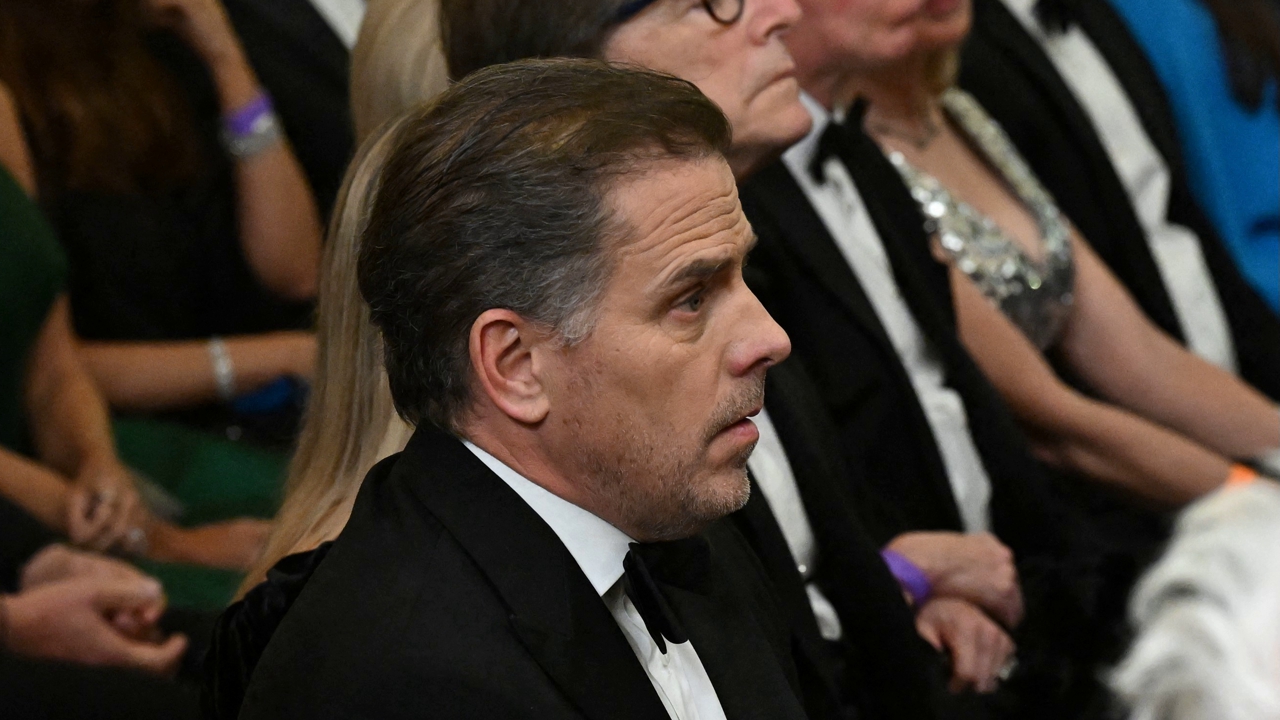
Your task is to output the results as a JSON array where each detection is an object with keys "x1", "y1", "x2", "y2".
[
  {"x1": 440, "y1": 0, "x2": 624, "y2": 79},
  {"x1": 358, "y1": 58, "x2": 733, "y2": 432}
]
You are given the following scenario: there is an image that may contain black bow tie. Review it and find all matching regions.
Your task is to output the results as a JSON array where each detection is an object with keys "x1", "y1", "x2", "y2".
[
  {"x1": 1035, "y1": 0, "x2": 1079, "y2": 33},
  {"x1": 621, "y1": 537, "x2": 711, "y2": 654},
  {"x1": 809, "y1": 97, "x2": 870, "y2": 185}
]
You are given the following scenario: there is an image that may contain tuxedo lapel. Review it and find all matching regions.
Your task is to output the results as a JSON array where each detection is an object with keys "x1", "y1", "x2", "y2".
[
  {"x1": 661, "y1": 545, "x2": 810, "y2": 720},
  {"x1": 1069, "y1": 0, "x2": 1184, "y2": 171},
  {"x1": 397, "y1": 429, "x2": 670, "y2": 720},
  {"x1": 970, "y1": 0, "x2": 1127, "y2": 187},
  {"x1": 745, "y1": 162, "x2": 898, "y2": 356}
]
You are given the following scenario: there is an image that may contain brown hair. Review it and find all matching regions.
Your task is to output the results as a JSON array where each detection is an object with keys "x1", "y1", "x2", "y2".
[
  {"x1": 359, "y1": 58, "x2": 732, "y2": 431},
  {"x1": 0, "y1": 0, "x2": 199, "y2": 194},
  {"x1": 1200, "y1": 0, "x2": 1280, "y2": 111}
]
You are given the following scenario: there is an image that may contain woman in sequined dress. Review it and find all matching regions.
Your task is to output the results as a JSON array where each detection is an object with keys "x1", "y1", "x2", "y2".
[{"x1": 784, "y1": 0, "x2": 1280, "y2": 507}]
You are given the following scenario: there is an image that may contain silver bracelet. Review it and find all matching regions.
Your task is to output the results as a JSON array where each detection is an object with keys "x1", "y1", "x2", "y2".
[
  {"x1": 220, "y1": 93, "x2": 284, "y2": 160},
  {"x1": 208, "y1": 336, "x2": 237, "y2": 402}
]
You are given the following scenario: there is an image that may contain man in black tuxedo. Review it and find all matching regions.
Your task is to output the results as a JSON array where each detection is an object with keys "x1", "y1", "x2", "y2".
[
  {"x1": 959, "y1": 0, "x2": 1280, "y2": 402},
  {"x1": 733, "y1": 2, "x2": 1131, "y2": 715},
  {"x1": 222, "y1": 0, "x2": 357, "y2": 217},
  {"x1": 238, "y1": 59, "x2": 810, "y2": 720}
]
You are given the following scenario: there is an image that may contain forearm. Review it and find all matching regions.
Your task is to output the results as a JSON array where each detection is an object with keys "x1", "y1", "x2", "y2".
[
  {"x1": 23, "y1": 300, "x2": 116, "y2": 477},
  {"x1": 210, "y1": 52, "x2": 321, "y2": 300},
  {"x1": 1029, "y1": 394, "x2": 1232, "y2": 506},
  {"x1": 0, "y1": 449, "x2": 71, "y2": 533},
  {"x1": 80, "y1": 333, "x2": 314, "y2": 412},
  {"x1": 1073, "y1": 329, "x2": 1280, "y2": 461}
]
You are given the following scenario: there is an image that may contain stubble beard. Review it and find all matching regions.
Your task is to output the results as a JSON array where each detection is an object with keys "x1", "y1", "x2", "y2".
[{"x1": 578, "y1": 379, "x2": 764, "y2": 542}]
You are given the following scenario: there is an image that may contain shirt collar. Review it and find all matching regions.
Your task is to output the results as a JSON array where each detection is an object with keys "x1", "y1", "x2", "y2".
[
  {"x1": 464, "y1": 441, "x2": 634, "y2": 597},
  {"x1": 782, "y1": 92, "x2": 834, "y2": 173}
]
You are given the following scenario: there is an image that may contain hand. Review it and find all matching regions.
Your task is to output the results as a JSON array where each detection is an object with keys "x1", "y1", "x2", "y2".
[
  {"x1": 66, "y1": 460, "x2": 149, "y2": 555},
  {"x1": 2, "y1": 577, "x2": 186, "y2": 677},
  {"x1": 887, "y1": 531, "x2": 1024, "y2": 628},
  {"x1": 19, "y1": 544, "x2": 152, "y2": 590},
  {"x1": 143, "y1": 0, "x2": 243, "y2": 67},
  {"x1": 915, "y1": 597, "x2": 1017, "y2": 695}
]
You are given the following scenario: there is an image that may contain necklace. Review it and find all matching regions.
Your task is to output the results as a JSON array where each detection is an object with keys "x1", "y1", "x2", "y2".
[{"x1": 866, "y1": 113, "x2": 942, "y2": 151}]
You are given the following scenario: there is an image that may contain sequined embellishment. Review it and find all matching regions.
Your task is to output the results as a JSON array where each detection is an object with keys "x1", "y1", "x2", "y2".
[{"x1": 887, "y1": 89, "x2": 1076, "y2": 350}]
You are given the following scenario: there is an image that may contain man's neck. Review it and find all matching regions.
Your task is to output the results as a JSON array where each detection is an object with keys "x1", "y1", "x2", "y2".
[
  {"x1": 461, "y1": 421, "x2": 638, "y2": 538},
  {"x1": 796, "y1": 50, "x2": 937, "y2": 127}
]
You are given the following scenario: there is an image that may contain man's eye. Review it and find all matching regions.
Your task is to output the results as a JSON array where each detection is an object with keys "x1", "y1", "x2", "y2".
[{"x1": 679, "y1": 289, "x2": 706, "y2": 312}]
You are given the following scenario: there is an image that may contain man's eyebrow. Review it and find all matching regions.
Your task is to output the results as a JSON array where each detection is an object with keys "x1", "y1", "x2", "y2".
[{"x1": 663, "y1": 255, "x2": 735, "y2": 290}]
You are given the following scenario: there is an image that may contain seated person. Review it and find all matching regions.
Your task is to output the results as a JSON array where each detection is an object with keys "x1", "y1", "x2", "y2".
[
  {"x1": 784, "y1": 0, "x2": 1280, "y2": 512},
  {"x1": 958, "y1": 0, "x2": 1280, "y2": 399},
  {"x1": 227, "y1": 2, "x2": 1029, "y2": 717},
  {"x1": 222, "y1": 0, "x2": 363, "y2": 217},
  {"x1": 0, "y1": 0, "x2": 322, "y2": 478},
  {"x1": 0, "y1": 494, "x2": 202, "y2": 720},
  {"x1": 0, "y1": 128, "x2": 268, "y2": 569},
  {"x1": 1110, "y1": 0, "x2": 1280, "y2": 314},
  {"x1": 1112, "y1": 477, "x2": 1280, "y2": 720},
  {"x1": 235, "y1": 59, "x2": 809, "y2": 720}
]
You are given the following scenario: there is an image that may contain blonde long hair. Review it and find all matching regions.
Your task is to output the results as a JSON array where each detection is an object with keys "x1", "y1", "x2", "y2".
[{"x1": 240, "y1": 0, "x2": 448, "y2": 594}]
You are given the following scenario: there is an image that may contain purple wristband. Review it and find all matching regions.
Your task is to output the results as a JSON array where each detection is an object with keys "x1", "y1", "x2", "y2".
[
  {"x1": 880, "y1": 549, "x2": 933, "y2": 606},
  {"x1": 224, "y1": 93, "x2": 275, "y2": 138}
]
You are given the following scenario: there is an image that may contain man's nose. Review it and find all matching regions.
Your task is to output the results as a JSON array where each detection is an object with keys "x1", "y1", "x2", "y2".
[
  {"x1": 753, "y1": 0, "x2": 804, "y2": 41},
  {"x1": 730, "y1": 290, "x2": 792, "y2": 377}
]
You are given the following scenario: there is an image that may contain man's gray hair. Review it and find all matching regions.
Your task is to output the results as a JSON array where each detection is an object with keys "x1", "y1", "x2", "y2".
[{"x1": 1112, "y1": 481, "x2": 1280, "y2": 720}]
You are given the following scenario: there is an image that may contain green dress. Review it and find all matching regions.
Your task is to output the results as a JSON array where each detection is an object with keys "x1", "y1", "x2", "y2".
[
  {"x1": 0, "y1": 166, "x2": 66, "y2": 456},
  {"x1": 0, "y1": 166, "x2": 282, "y2": 610}
]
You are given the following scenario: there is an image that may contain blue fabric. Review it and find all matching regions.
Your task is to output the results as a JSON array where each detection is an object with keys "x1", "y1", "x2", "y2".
[{"x1": 1109, "y1": 0, "x2": 1280, "y2": 312}]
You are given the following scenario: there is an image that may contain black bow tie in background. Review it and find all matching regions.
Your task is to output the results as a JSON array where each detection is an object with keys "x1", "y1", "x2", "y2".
[
  {"x1": 622, "y1": 537, "x2": 711, "y2": 654},
  {"x1": 1035, "y1": 0, "x2": 1080, "y2": 33},
  {"x1": 809, "y1": 98, "x2": 871, "y2": 185}
]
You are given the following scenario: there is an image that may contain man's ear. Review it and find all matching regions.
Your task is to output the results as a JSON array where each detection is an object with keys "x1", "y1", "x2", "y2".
[{"x1": 468, "y1": 309, "x2": 552, "y2": 425}]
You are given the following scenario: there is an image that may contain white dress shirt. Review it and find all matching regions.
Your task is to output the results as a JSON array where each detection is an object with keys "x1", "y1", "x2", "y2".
[
  {"x1": 465, "y1": 442, "x2": 729, "y2": 720},
  {"x1": 781, "y1": 94, "x2": 993, "y2": 533},
  {"x1": 307, "y1": 0, "x2": 366, "y2": 49},
  {"x1": 1000, "y1": 0, "x2": 1238, "y2": 373},
  {"x1": 746, "y1": 409, "x2": 844, "y2": 641}
]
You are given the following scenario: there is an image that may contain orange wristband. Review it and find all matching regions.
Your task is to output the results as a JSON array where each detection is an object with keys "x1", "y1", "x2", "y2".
[{"x1": 1226, "y1": 464, "x2": 1260, "y2": 488}]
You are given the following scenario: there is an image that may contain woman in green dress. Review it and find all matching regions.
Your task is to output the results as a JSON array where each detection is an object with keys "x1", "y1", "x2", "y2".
[{"x1": 0, "y1": 85, "x2": 267, "y2": 571}]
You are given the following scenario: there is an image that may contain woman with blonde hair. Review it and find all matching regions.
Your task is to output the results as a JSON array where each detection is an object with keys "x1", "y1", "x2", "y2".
[
  {"x1": 203, "y1": 4, "x2": 448, "y2": 712},
  {"x1": 780, "y1": 0, "x2": 1280, "y2": 515},
  {"x1": 237, "y1": 0, "x2": 450, "y2": 596}
]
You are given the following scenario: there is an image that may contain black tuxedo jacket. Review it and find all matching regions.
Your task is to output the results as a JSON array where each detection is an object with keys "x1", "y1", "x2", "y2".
[
  {"x1": 960, "y1": 0, "x2": 1280, "y2": 400},
  {"x1": 238, "y1": 426, "x2": 808, "y2": 720},
  {"x1": 739, "y1": 124, "x2": 1076, "y2": 563},
  {"x1": 223, "y1": 0, "x2": 355, "y2": 218},
  {"x1": 739, "y1": 117, "x2": 1129, "y2": 720},
  {"x1": 732, "y1": 361, "x2": 951, "y2": 720}
]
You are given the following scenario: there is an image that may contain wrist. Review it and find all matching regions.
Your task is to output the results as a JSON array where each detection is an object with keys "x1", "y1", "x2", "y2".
[
  {"x1": 881, "y1": 549, "x2": 934, "y2": 608},
  {"x1": 209, "y1": 52, "x2": 261, "y2": 112}
]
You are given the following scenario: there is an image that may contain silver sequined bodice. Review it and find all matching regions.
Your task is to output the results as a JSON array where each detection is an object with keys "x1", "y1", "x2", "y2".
[{"x1": 888, "y1": 89, "x2": 1075, "y2": 350}]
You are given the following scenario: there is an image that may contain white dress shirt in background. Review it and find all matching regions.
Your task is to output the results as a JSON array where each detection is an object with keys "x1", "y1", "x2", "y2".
[
  {"x1": 307, "y1": 0, "x2": 366, "y2": 49},
  {"x1": 782, "y1": 94, "x2": 993, "y2": 534},
  {"x1": 465, "y1": 442, "x2": 729, "y2": 720},
  {"x1": 747, "y1": 409, "x2": 845, "y2": 641},
  {"x1": 1001, "y1": 0, "x2": 1238, "y2": 373}
]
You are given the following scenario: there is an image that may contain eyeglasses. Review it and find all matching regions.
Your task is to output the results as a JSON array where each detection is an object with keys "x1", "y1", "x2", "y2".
[{"x1": 613, "y1": 0, "x2": 745, "y2": 26}]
